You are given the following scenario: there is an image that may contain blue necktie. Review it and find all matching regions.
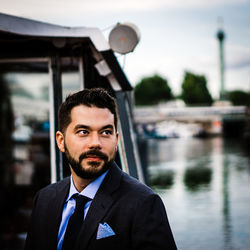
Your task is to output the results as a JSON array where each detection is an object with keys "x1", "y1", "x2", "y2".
[{"x1": 62, "y1": 194, "x2": 91, "y2": 250}]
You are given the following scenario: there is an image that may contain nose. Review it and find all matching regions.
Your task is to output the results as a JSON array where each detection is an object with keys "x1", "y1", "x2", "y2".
[{"x1": 88, "y1": 132, "x2": 101, "y2": 149}]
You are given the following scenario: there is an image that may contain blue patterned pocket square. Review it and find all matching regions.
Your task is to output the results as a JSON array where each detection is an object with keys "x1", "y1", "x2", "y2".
[{"x1": 96, "y1": 222, "x2": 115, "y2": 240}]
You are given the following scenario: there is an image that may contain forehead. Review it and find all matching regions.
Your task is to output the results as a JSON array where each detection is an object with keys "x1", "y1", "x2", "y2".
[{"x1": 69, "y1": 105, "x2": 115, "y2": 127}]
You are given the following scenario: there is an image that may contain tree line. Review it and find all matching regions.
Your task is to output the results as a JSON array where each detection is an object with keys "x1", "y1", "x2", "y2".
[{"x1": 134, "y1": 72, "x2": 250, "y2": 106}]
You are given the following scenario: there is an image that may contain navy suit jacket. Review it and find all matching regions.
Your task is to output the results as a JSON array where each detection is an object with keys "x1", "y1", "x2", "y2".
[{"x1": 24, "y1": 163, "x2": 177, "y2": 250}]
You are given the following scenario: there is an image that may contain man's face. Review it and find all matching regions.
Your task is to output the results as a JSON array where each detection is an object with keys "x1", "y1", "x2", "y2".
[{"x1": 56, "y1": 105, "x2": 118, "y2": 180}]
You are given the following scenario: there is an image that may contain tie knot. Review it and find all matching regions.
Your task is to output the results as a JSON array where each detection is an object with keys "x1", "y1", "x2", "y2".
[{"x1": 73, "y1": 194, "x2": 91, "y2": 210}]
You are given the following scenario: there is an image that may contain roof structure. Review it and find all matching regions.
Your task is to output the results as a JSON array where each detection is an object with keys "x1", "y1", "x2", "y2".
[
  {"x1": 0, "y1": 12, "x2": 144, "y2": 183},
  {"x1": 0, "y1": 12, "x2": 132, "y2": 91}
]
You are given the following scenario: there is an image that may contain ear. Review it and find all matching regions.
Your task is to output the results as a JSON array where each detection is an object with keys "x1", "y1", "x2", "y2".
[
  {"x1": 56, "y1": 131, "x2": 65, "y2": 153},
  {"x1": 115, "y1": 132, "x2": 119, "y2": 149}
]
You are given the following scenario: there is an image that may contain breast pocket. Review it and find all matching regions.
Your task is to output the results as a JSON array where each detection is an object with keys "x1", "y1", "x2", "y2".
[{"x1": 94, "y1": 234, "x2": 120, "y2": 250}]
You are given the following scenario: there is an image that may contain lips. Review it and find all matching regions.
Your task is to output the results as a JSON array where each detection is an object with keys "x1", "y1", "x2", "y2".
[{"x1": 86, "y1": 155, "x2": 102, "y2": 161}]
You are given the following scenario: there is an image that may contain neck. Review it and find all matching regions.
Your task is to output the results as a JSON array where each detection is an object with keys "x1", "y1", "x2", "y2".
[{"x1": 70, "y1": 169, "x2": 94, "y2": 192}]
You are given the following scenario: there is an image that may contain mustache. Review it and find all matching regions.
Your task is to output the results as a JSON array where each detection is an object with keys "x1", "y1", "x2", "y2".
[{"x1": 79, "y1": 150, "x2": 108, "y2": 162}]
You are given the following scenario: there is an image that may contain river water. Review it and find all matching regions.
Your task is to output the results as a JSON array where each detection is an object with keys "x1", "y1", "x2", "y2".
[{"x1": 147, "y1": 137, "x2": 250, "y2": 250}]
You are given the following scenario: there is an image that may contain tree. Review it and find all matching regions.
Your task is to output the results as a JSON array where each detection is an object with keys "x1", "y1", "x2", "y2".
[
  {"x1": 227, "y1": 90, "x2": 250, "y2": 106},
  {"x1": 181, "y1": 71, "x2": 213, "y2": 105},
  {"x1": 134, "y1": 74, "x2": 173, "y2": 106}
]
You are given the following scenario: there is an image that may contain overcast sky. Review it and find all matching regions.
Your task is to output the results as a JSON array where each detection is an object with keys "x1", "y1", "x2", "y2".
[{"x1": 1, "y1": 0, "x2": 250, "y2": 98}]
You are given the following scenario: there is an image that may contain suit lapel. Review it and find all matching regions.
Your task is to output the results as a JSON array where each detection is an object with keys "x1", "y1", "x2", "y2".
[
  {"x1": 49, "y1": 177, "x2": 70, "y2": 249},
  {"x1": 75, "y1": 163, "x2": 122, "y2": 250}
]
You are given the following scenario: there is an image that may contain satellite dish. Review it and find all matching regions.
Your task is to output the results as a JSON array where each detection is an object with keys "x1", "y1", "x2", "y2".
[{"x1": 109, "y1": 22, "x2": 140, "y2": 54}]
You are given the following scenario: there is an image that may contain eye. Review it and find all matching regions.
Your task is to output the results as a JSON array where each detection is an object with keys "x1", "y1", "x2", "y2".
[
  {"x1": 77, "y1": 130, "x2": 88, "y2": 135},
  {"x1": 102, "y1": 130, "x2": 113, "y2": 136}
]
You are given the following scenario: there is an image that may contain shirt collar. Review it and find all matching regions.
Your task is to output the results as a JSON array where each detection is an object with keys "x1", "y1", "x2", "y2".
[{"x1": 66, "y1": 169, "x2": 109, "y2": 202}]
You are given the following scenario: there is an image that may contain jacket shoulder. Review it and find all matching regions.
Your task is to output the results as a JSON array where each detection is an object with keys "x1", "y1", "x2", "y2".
[
  {"x1": 36, "y1": 177, "x2": 70, "y2": 199},
  {"x1": 120, "y1": 170, "x2": 156, "y2": 198}
]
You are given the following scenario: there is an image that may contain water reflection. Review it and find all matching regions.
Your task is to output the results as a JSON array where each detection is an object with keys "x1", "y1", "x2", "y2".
[
  {"x1": 183, "y1": 166, "x2": 212, "y2": 191},
  {"x1": 149, "y1": 169, "x2": 175, "y2": 188},
  {"x1": 222, "y1": 153, "x2": 231, "y2": 249},
  {"x1": 148, "y1": 137, "x2": 250, "y2": 249}
]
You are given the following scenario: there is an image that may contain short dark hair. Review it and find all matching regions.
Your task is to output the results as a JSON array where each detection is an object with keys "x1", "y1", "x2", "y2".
[{"x1": 58, "y1": 88, "x2": 118, "y2": 134}]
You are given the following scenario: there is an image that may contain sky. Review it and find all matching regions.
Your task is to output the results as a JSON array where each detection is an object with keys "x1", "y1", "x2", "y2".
[{"x1": 1, "y1": 0, "x2": 250, "y2": 98}]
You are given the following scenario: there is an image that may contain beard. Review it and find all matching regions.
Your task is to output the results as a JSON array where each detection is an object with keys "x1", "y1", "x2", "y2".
[{"x1": 64, "y1": 145, "x2": 116, "y2": 180}]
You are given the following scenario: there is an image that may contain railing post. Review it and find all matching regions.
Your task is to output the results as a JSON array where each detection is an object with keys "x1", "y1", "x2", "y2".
[{"x1": 48, "y1": 55, "x2": 63, "y2": 183}]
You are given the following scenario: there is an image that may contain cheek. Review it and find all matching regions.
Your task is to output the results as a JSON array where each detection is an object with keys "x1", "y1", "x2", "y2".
[
  {"x1": 105, "y1": 141, "x2": 118, "y2": 155},
  {"x1": 65, "y1": 138, "x2": 85, "y2": 155},
  {"x1": 67, "y1": 135, "x2": 86, "y2": 147}
]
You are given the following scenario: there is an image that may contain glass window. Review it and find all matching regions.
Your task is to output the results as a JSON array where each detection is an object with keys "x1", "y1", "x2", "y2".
[
  {"x1": 0, "y1": 71, "x2": 50, "y2": 249},
  {"x1": 0, "y1": 66, "x2": 80, "y2": 249}
]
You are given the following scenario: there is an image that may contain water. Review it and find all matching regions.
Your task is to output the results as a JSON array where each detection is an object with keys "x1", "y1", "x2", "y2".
[{"x1": 147, "y1": 137, "x2": 250, "y2": 250}]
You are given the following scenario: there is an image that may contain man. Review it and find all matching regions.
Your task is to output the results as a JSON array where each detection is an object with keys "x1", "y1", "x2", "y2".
[{"x1": 24, "y1": 88, "x2": 177, "y2": 250}]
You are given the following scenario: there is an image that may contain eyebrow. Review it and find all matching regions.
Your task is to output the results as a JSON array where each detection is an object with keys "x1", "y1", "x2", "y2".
[
  {"x1": 74, "y1": 124, "x2": 114, "y2": 131},
  {"x1": 101, "y1": 125, "x2": 114, "y2": 131}
]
